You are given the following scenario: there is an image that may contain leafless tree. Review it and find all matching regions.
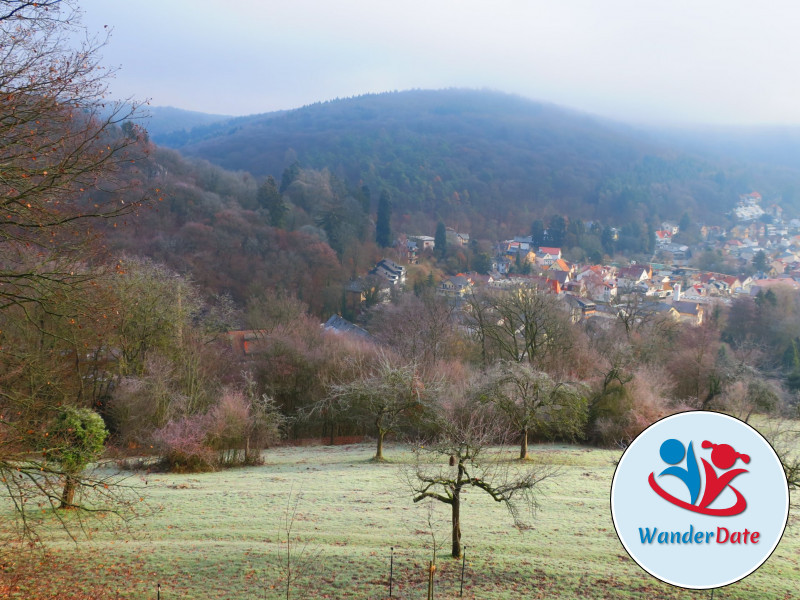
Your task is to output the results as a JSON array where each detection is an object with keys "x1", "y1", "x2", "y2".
[
  {"x1": 371, "y1": 290, "x2": 458, "y2": 369},
  {"x1": 311, "y1": 353, "x2": 442, "y2": 460},
  {"x1": 473, "y1": 361, "x2": 588, "y2": 459},
  {"x1": 464, "y1": 284, "x2": 573, "y2": 368},
  {"x1": 0, "y1": 0, "x2": 150, "y2": 547},
  {"x1": 0, "y1": 0, "x2": 149, "y2": 317},
  {"x1": 406, "y1": 400, "x2": 553, "y2": 558}
]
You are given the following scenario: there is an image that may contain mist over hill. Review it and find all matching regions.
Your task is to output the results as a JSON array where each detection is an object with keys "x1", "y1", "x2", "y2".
[
  {"x1": 139, "y1": 105, "x2": 233, "y2": 139},
  {"x1": 146, "y1": 89, "x2": 800, "y2": 239}
]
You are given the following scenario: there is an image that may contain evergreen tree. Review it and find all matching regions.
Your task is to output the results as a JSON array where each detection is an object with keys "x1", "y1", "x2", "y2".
[
  {"x1": 679, "y1": 212, "x2": 692, "y2": 233},
  {"x1": 646, "y1": 222, "x2": 656, "y2": 254},
  {"x1": 752, "y1": 250, "x2": 769, "y2": 274},
  {"x1": 530, "y1": 220, "x2": 545, "y2": 247},
  {"x1": 376, "y1": 190, "x2": 392, "y2": 247},
  {"x1": 435, "y1": 221, "x2": 447, "y2": 259},
  {"x1": 548, "y1": 215, "x2": 566, "y2": 246},
  {"x1": 257, "y1": 175, "x2": 287, "y2": 228},
  {"x1": 280, "y1": 161, "x2": 301, "y2": 193},
  {"x1": 473, "y1": 252, "x2": 492, "y2": 275},
  {"x1": 359, "y1": 185, "x2": 371, "y2": 214}
]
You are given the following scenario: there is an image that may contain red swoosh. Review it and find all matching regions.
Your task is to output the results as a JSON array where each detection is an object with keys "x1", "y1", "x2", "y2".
[{"x1": 648, "y1": 472, "x2": 747, "y2": 516}]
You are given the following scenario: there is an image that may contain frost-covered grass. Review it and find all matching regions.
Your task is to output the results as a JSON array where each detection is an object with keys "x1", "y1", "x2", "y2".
[{"x1": 2, "y1": 442, "x2": 799, "y2": 599}]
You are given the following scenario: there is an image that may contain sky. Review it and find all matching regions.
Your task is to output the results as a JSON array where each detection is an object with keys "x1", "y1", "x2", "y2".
[{"x1": 77, "y1": 0, "x2": 800, "y2": 126}]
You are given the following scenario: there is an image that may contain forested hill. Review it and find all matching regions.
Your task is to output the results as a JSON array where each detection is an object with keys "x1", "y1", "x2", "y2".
[
  {"x1": 150, "y1": 89, "x2": 797, "y2": 236},
  {"x1": 141, "y1": 106, "x2": 233, "y2": 139}
]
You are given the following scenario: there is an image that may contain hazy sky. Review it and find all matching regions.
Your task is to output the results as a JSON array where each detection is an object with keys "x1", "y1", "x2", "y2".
[{"x1": 78, "y1": 0, "x2": 800, "y2": 125}]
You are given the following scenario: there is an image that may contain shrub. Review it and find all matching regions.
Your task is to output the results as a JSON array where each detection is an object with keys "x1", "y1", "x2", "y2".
[{"x1": 152, "y1": 414, "x2": 216, "y2": 473}]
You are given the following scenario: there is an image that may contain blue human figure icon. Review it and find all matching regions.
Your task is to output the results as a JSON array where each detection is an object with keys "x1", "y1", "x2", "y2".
[{"x1": 658, "y1": 438, "x2": 701, "y2": 505}]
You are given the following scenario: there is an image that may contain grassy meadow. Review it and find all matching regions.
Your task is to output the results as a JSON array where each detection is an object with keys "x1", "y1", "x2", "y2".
[{"x1": 1, "y1": 442, "x2": 798, "y2": 599}]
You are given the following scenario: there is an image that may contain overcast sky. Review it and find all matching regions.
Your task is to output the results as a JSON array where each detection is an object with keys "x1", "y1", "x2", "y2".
[{"x1": 78, "y1": 0, "x2": 800, "y2": 125}]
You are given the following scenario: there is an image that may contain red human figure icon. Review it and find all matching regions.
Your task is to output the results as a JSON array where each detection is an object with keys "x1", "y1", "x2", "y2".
[{"x1": 698, "y1": 441, "x2": 750, "y2": 512}]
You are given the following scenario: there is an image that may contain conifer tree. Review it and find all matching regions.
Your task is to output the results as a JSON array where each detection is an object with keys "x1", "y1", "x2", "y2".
[
  {"x1": 376, "y1": 190, "x2": 392, "y2": 247},
  {"x1": 435, "y1": 222, "x2": 447, "y2": 259}
]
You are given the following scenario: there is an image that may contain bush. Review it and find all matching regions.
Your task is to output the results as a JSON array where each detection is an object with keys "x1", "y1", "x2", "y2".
[
  {"x1": 589, "y1": 367, "x2": 674, "y2": 447},
  {"x1": 152, "y1": 414, "x2": 216, "y2": 473}
]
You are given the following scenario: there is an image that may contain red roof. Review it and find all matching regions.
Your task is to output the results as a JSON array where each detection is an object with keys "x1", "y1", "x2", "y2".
[{"x1": 538, "y1": 247, "x2": 561, "y2": 256}]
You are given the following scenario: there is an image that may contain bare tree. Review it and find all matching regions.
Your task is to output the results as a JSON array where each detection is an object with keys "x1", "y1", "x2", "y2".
[
  {"x1": 464, "y1": 284, "x2": 572, "y2": 368},
  {"x1": 371, "y1": 290, "x2": 458, "y2": 368},
  {"x1": 0, "y1": 0, "x2": 149, "y2": 546},
  {"x1": 0, "y1": 0, "x2": 149, "y2": 316},
  {"x1": 406, "y1": 400, "x2": 553, "y2": 558},
  {"x1": 313, "y1": 354, "x2": 440, "y2": 460},
  {"x1": 474, "y1": 361, "x2": 588, "y2": 459}
]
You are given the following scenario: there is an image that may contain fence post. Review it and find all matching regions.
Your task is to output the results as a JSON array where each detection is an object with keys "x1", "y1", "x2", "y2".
[
  {"x1": 459, "y1": 546, "x2": 467, "y2": 597},
  {"x1": 157, "y1": 583, "x2": 161, "y2": 600},
  {"x1": 389, "y1": 547, "x2": 394, "y2": 598}
]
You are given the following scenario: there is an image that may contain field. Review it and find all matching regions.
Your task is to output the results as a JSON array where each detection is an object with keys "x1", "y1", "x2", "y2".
[{"x1": 1, "y1": 443, "x2": 798, "y2": 599}]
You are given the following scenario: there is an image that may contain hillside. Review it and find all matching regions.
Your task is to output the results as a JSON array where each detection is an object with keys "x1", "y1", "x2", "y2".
[
  {"x1": 141, "y1": 105, "x2": 233, "y2": 139},
  {"x1": 153, "y1": 89, "x2": 797, "y2": 237}
]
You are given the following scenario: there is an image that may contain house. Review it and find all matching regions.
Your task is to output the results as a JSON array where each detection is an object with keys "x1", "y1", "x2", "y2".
[
  {"x1": 735, "y1": 193, "x2": 765, "y2": 221},
  {"x1": 562, "y1": 280, "x2": 586, "y2": 296},
  {"x1": 617, "y1": 301, "x2": 680, "y2": 326},
  {"x1": 547, "y1": 258, "x2": 573, "y2": 274},
  {"x1": 578, "y1": 267, "x2": 618, "y2": 302},
  {"x1": 617, "y1": 264, "x2": 653, "y2": 291},
  {"x1": 537, "y1": 247, "x2": 562, "y2": 266},
  {"x1": 655, "y1": 230, "x2": 673, "y2": 247},
  {"x1": 323, "y1": 315, "x2": 374, "y2": 341},
  {"x1": 409, "y1": 235, "x2": 435, "y2": 250},
  {"x1": 565, "y1": 295, "x2": 596, "y2": 323},
  {"x1": 226, "y1": 330, "x2": 268, "y2": 357},
  {"x1": 371, "y1": 259, "x2": 406, "y2": 286},
  {"x1": 404, "y1": 239, "x2": 419, "y2": 264},
  {"x1": 346, "y1": 276, "x2": 391, "y2": 309},
  {"x1": 547, "y1": 270, "x2": 570, "y2": 288},
  {"x1": 345, "y1": 279, "x2": 368, "y2": 311},
  {"x1": 618, "y1": 264, "x2": 652, "y2": 283},
  {"x1": 446, "y1": 227, "x2": 470, "y2": 247},
  {"x1": 506, "y1": 275, "x2": 562, "y2": 294},
  {"x1": 672, "y1": 300, "x2": 704, "y2": 325},
  {"x1": 438, "y1": 274, "x2": 473, "y2": 299},
  {"x1": 492, "y1": 257, "x2": 512, "y2": 274},
  {"x1": 660, "y1": 244, "x2": 690, "y2": 265},
  {"x1": 661, "y1": 222, "x2": 680, "y2": 235}
]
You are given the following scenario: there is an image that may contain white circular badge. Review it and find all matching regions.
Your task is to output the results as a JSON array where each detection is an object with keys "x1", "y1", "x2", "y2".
[{"x1": 610, "y1": 411, "x2": 789, "y2": 589}]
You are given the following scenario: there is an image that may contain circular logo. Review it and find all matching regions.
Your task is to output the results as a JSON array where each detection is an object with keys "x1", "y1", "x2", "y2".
[{"x1": 610, "y1": 411, "x2": 789, "y2": 589}]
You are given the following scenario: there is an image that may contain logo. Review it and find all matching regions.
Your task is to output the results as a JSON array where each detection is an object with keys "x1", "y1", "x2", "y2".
[
  {"x1": 648, "y1": 439, "x2": 750, "y2": 516},
  {"x1": 610, "y1": 412, "x2": 789, "y2": 590}
]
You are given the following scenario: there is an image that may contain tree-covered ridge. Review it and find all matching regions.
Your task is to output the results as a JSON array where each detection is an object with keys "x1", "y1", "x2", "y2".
[{"x1": 152, "y1": 89, "x2": 788, "y2": 239}]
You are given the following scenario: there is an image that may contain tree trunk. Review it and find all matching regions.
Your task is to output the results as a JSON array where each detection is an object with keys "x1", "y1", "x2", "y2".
[
  {"x1": 60, "y1": 476, "x2": 76, "y2": 509},
  {"x1": 519, "y1": 428, "x2": 529, "y2": 460},
  {"x1": 375, "y1": 430, "x2": 385, "y2": 461},
  {"x1": 451, "y1": 490, "x2": 462, "y2": 558}
]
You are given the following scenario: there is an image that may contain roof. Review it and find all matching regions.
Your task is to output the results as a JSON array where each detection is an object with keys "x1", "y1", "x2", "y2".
[
  {"x1": 619, "y1": 265, "x2": 651, "y2": 280},
  {"x1": 538, "y1": 247, "x2": 561, "y2": 256},
  {"x1": 323, "y1": 315, "x2": 373, "y2": 341},
  {"x1": 548, "y1": 258, "x2": 571, "y2": 272},
  {"x1": 673, "y1": 301, "x2": 702, "y2": 315},
  {"x1": 447, "y1": 275, "x2": 472, "y2": 287}
]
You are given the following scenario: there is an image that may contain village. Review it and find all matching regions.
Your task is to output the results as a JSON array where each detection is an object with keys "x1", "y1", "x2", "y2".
[{"x1": 333, "y1": 191, "x2": 800, "y2": 335}]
